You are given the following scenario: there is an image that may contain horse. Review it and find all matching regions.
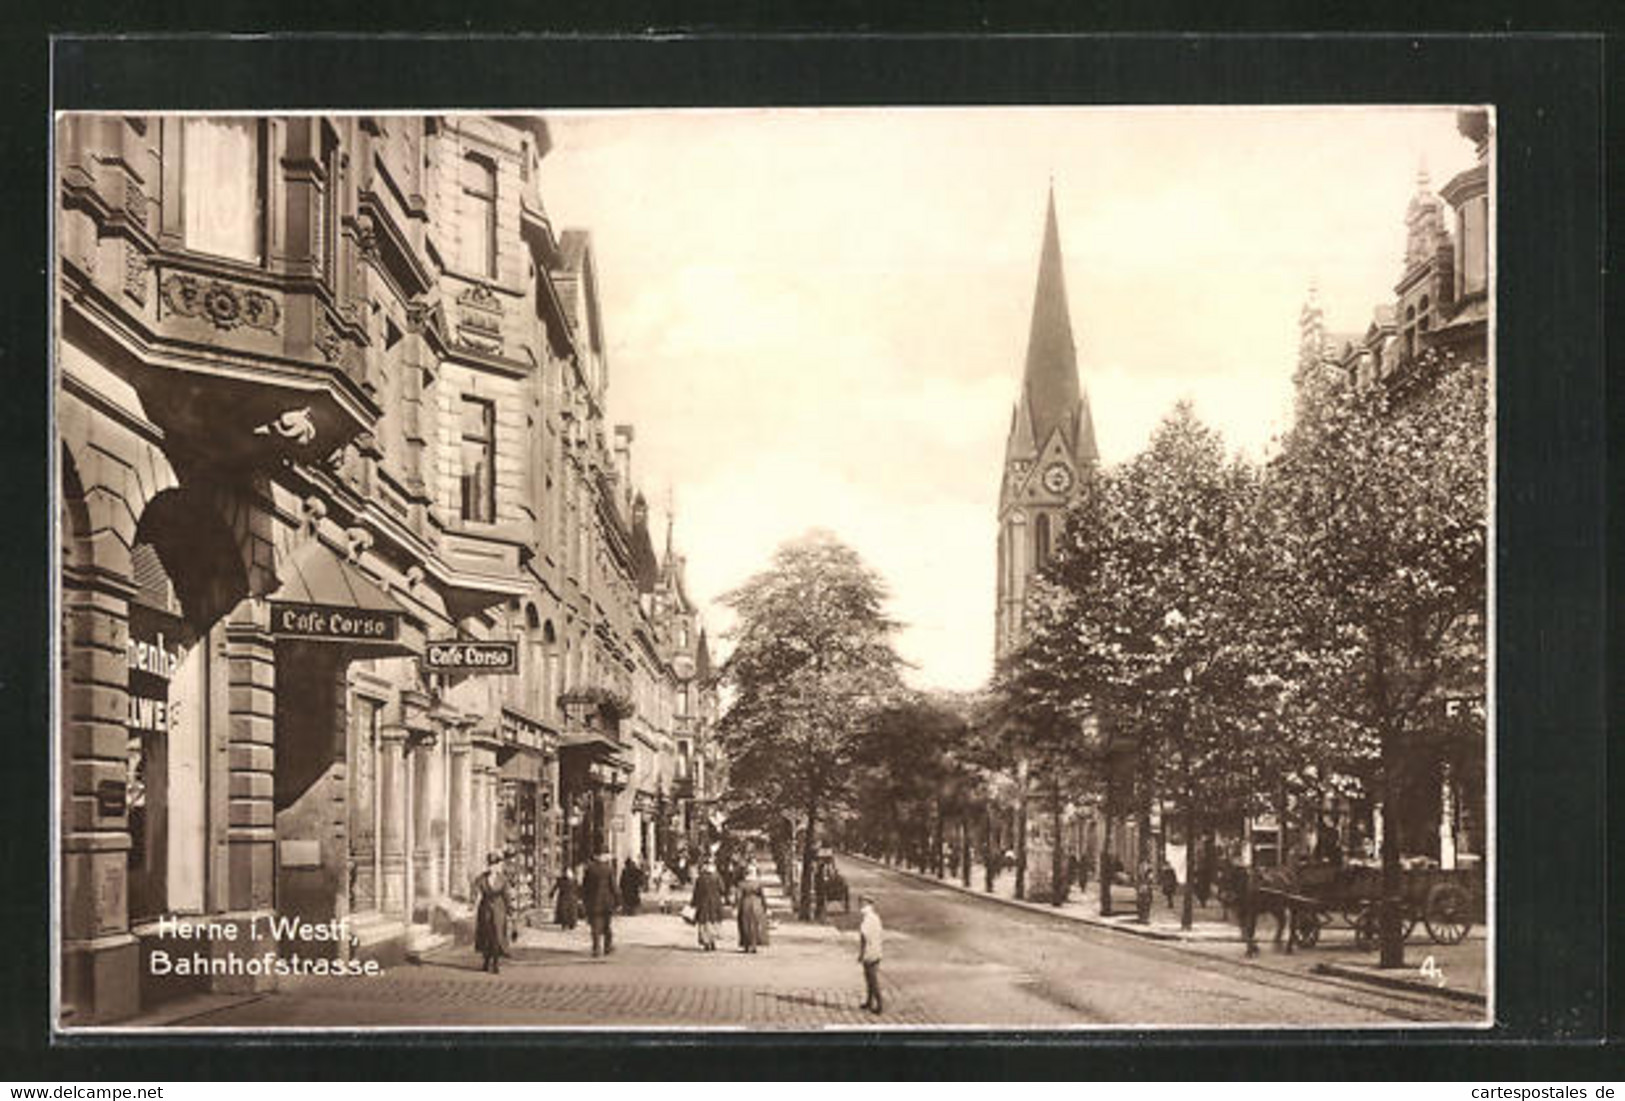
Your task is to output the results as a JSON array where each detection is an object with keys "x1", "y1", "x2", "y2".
[{"x1": 1217, "y1": 862, "x2": 1298, "y2": 954}]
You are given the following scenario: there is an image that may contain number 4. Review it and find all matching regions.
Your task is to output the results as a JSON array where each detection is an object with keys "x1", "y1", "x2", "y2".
[{"x1": 1419, "y1": 955, "x2": 1446, "y2": 987}]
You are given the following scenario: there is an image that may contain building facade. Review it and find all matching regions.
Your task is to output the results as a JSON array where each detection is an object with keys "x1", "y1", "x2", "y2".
[
  {"x1": 56, "y1": 113, "x2": 717, "y2": 1025},
  {"x1": 1291, "y1": 107, "x2": 1491, "y2": 872}
]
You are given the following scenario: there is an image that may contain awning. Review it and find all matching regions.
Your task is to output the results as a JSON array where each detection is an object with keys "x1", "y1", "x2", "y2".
[
  {"x1": 558, "y1": 730, "x2": 623, "y2": 755},
  {"x1": 269, "y1": 539, "x2": 424, "y2": 658},
  {"x1": 498, "y1": 748, "x2": 543, "y2": 783}
]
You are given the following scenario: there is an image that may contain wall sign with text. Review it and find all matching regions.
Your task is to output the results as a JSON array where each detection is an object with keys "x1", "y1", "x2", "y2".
[
  {"x1": 426, "y1": 640, "x2": 519, "y2": 674},
  {"x1": 270, "y1": 601, "x2": 399, "y2": 642}
]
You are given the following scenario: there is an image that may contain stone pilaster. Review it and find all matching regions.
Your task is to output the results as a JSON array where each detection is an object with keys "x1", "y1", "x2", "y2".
[
  {"x1": 377, "y1": 726, "x2": 408, "y2": 918},
  {"x1": 447, "y1": 735, "x2": 471, "y2": 900},
  {"x1": 59, "y1": 578, "x2": 140, "y2": 1025},
  {"x1": 213, "y1": 600, "x2": 278, "y2": 994},
  {"x1": 223, "y1": 603, "x2": 276, "y2": 917},
  {"x1": 470, "y1": 736, "x2": 500, "y2": 868},
  {"x1": 411, "y1": 745, "x2": 434, "y2": 912}
]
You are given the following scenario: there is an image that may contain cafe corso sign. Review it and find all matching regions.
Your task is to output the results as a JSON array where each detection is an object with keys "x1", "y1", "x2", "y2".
[
  {"x1": 270, "y1": 601, "x2": 398, "y2": 642},
  {"x1": 425, "y1": 640, "x2": 518, "y2": 675}
]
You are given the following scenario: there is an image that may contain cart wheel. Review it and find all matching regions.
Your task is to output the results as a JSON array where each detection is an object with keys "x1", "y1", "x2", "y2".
[
  {"x1": 1291, "y1": 909, "x2": 1321, "y2": 948},
  {"x1": 1342, "y1": 907, "x2": 1366, "y2": 928},
  {"x1": 1400, "y1": 915, "x2": 1418, "y2": 942},
  {"x1": 1424, "y1": 883, "x2": 1472, "y2": 945}
]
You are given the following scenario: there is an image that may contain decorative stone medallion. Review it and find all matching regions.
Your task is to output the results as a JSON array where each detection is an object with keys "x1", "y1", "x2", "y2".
[{"x1": 159, "y1": 273, "x2": 281, "y2": 332}]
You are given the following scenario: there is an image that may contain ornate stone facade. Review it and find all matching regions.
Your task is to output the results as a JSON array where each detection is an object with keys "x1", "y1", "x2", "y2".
[{"x1": 56, "y1": 113, "x2": 715, "y2": 1026}]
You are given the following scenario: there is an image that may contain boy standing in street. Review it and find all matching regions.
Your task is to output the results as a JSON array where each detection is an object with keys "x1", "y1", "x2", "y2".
[{"x1": 857, "y1": 893, "x2": 884, "y2": 1015}]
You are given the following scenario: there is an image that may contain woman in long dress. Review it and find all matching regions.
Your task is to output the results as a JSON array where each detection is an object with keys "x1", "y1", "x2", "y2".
[
  {"x1": 473, "y1": 851, "x2": 512, "y2": 974},
  {"x1": 690, "y1": 860, "x2": 725, "y2": 952},
  {"x1": 550, "y1": 868, "x2": 579, "y2": 930},
  {"x1": 736, "y1": 867, "x2": 769, "y2": 953}
]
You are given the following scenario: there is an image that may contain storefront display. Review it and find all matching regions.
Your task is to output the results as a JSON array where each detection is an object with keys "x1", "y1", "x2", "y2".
[{"x1": 499, "y1": 778, "x2": 539, "y2": 913}]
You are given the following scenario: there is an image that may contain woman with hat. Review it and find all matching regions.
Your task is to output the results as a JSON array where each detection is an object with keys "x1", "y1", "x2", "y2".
[
  {"x1": 473, "y1": 851, "x2": 513, "y2": 974},
  {"x1": 736, "y1": 863, "x2": 769, "y2": 953},
  {"x1": 689, "y1": 858, "x2": 725, "y2": 952}
]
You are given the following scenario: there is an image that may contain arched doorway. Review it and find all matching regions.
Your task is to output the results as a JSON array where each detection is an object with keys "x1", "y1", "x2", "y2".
[{"x1": 123, "y1": 489, "x2": 251, "y2": 925}]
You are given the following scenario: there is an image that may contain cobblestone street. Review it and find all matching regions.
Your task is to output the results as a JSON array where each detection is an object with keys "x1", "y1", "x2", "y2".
[{"x1": 139, "y1": 858, "x2": 1481, "y2": 1030}]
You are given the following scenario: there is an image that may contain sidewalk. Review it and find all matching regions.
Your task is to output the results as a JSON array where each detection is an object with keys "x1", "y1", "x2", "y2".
[
  {"x1": 509, "y1": 906, "x2": 840, "y2": 954},
  {"x1": 849, "y1": 853, "x2": 1487, "y2": 1006}
]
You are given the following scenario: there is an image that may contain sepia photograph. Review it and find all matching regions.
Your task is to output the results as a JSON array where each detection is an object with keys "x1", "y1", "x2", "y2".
[{"x1": 53, "y1": 104, "x2": 1492, "y2": 1032}]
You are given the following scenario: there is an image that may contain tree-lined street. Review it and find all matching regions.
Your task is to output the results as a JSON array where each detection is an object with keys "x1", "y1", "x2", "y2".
[{"x1": 136, "y1": 857, "x2": 1473, "y2": 1029}]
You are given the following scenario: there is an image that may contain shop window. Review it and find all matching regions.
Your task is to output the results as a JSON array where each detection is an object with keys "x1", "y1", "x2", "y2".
[
  {"x1": 182, "y1": 117, "x2": 263, "y2": 264},
  {"x1": 499, "y1": 779, "x2": 538, "y2": 911},
  {"x1": 459, "y1": 396, "x2": 497, "y2": 523},
  {"x1": 460, "y1": 152, "x2": 498, "y2": 279}
]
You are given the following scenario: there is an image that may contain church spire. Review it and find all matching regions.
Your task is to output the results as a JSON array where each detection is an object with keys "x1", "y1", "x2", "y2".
[{"x1": 1015, "y1": 186, "x2": 1094, "y2": 464}]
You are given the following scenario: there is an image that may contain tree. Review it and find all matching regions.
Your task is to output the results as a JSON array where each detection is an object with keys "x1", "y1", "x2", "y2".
[
  {"x1": 715, "y1": 530, "x2": 905, "y2": 919},
  {"x1": 1098, "y1": 405, "x2": 1274, "y2": 929},
  {"x1": 850, "y1": 691, "x2": 984, "y2": 878},
  {"x1": 1003, "y1": 403, "x2": 1286, "y2": 927},
  {"x1": 1266, "y1": 354, "x2": 1488, "y2": 966}
]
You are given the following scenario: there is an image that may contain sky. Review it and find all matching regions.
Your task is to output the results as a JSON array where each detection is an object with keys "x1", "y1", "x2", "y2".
[{"x1": 535, "y1": 107, "x2": 1483, "y2": 693}]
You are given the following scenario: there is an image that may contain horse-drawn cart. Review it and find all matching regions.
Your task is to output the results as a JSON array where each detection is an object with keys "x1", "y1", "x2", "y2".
[{"x1": 1256, "y1": 861, "x2": 1481, "y2": 951}]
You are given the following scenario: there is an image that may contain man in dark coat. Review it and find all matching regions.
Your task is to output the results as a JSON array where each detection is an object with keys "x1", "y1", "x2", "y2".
[
  {"x1": 690, "y1": 859, "x2": 725, "y2": 951},
  {"x1": 620, "y1": 856, "x2": 645, "y2": 915},
  {"x1": 582, "y1": 850, "x2": 620, "y2": 957}
]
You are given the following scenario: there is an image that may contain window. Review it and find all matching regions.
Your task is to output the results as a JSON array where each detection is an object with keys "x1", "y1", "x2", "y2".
[
  {"x1": 183, "y1": 118, "x2": 262, "y2": 263},
  {"x1": 459, "y1": 396, "x2": 497, "y2": 523},
  {"x1": 460, "y1": 153, "x2": 498, "y2": 278},
  {"x1": 542, "y1": 622, "x2": 558, "y2": 720},
  {"x1": 318, "y1": 123, "x2": 341, "y2": 282},
  {"x1": 1034, "y1": 512, "x2": 1052, "y2": 568}
]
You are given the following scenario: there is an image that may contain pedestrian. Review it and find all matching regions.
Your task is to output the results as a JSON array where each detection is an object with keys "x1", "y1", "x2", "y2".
[
  {"x1": 1193, "y1": 843, "x2": 1215, "y2": 908},
  {"x1": 690, "y1": 858, "x2": 725, "y2": 951},
  {"x1": 582, "y1": 849, "x2": 620, "y2": 957},
  {"x1": 736, "y1": 866, "x2": 769, "y2": 953},
  {"x1": 550, "y1": 867, "x2": 579, "y2": 930},
  {"x1": 857, "y1": 893, "x2": 884, "y2": 1015},
  {"x1": 813, "y1": 856, "x2": 828, "y2": 920},
  {"x1": 620, "y1": 855, "x2": 645, "y2": 915},
  {"x1": 1159, "y1": 863, "x2": 1179, "y2": 909},
  {"x1": 473, "y1": 851, "x2": 511, "y2": 974},
  {"x1": 1135, "y1": 859, "x2": 1156, "y2": 921},
  {"x1": 650, "y1": 858, "x2": 670, "y2": 914}
]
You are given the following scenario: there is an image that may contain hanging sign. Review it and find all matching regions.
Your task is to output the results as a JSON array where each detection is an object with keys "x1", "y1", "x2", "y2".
[
  {"x1": 427, "y1": 640, "x2": 518, "y2": 674},
  {"x1": 127, "y1": 604, "x2": 189, "y2": 734},
  {"x1": 270, "y1": 601, "x2": 398, "y2": 642}
]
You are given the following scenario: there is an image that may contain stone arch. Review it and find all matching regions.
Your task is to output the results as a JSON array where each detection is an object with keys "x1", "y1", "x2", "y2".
[
  {"x1": 134, "y1": 487, "x2": 250, "y2": 635},
  {"x1": 59, "y1": 443, "x2": 94, "y2": 578}
]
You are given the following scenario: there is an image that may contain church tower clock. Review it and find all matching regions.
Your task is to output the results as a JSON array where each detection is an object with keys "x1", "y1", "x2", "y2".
[{"x1": 995, "y1": 187, "x2": 1099, "y2": 662}]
